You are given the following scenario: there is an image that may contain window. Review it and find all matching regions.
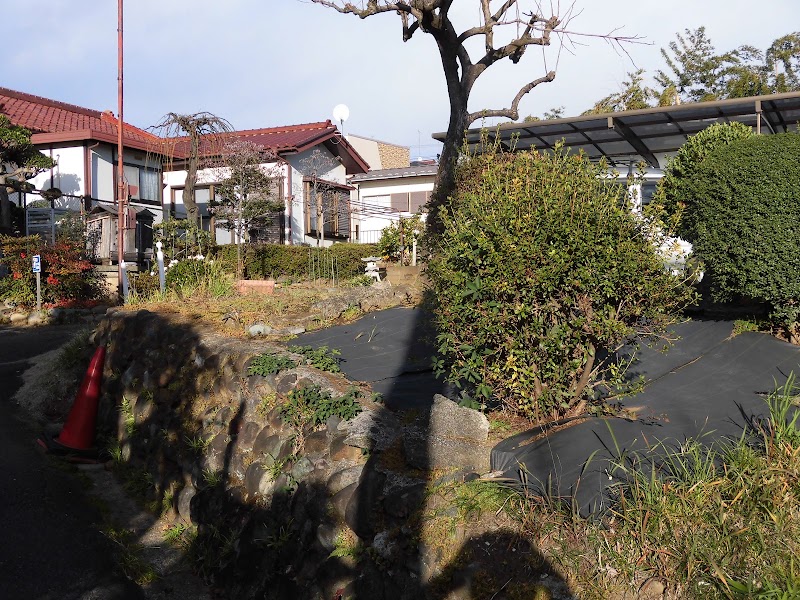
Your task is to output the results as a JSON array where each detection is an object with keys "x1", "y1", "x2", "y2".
[
  {"x1": 641, "y1": 181, "x2": 657, "y2": 206},
  {"x1": 389, "y1": 191, "x2": 430, "y2": 213},
  {"x1": 120, "y1": 163, "x2": 161, "y2": 203},
  {"x1": 304, "y1": 180, "x2": 351, "y2": 239}
]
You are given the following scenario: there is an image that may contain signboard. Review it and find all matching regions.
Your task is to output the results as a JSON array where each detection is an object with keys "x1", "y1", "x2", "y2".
[{"x1": 32, "y1": 254, "x2": 41, "y2": 273}]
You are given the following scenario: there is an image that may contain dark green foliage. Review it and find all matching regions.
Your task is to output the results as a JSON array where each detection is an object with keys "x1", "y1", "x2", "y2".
[
  {"x1": 127, "y1": 271, "x2": 160, "y2": 298},
  {"x1": 685, "y1": 133, "x2": 800, "y2": 336},
  {"x1": 376, "y1": 215, "x2": 422, "y2": 262},
  {"x1": 165, "y1": 259, "x2": 226, "y2": 291},
  {"x1": 209, "y1": 244, "x2": 239, "y2": 274},
  {"x1": 279, "y1": 385, "x2": 362, "y2": 429},
  {"x1": 247, "y1": 353, "x2": 297, "y2": 376},
  {"x1": 243, "y1": 243, "x2": 378, "y2": 281},
  {"x1": 0, "y1": 235, "x2": 104, "y2": 306},
  {"x1": 427, "y1": 142, "x2": 694, "y2": 421},
  {"x1": 287, "y1": 345, "x2": 341, "y2": 373},
  {"x1": 652, "y1": 122, "x2": 754, "y2": 238}
]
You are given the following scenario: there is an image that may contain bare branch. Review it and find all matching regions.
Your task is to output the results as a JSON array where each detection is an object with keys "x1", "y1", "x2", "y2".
[{"x1": 467, "y1": 70, "x2": 556, "y2": 123}]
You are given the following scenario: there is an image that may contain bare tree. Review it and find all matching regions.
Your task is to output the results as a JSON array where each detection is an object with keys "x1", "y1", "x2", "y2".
[
  {"x1": 298, "y1": 148, "x2": 337, "y2": 247},
  {"x1": 213, "y1": 139, "x2": 283, "y2": 277},
  {"x1": 309, "y1": 0, "x2": 640, "y2": 231},
  {"x1": 151, "y1": 112, "x2": 232, "y2": 229}
]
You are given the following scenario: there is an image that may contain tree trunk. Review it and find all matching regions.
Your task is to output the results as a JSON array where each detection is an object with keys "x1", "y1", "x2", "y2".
[
  {"x1": 184, "y1": 134, "x2": 200, "y2": 229},
  {"x1": 0, "y1": 180, "x2": 11, "y2": 233},
  {"x1": 428, "y1": 42, "x2": 469, "y2": 237}
]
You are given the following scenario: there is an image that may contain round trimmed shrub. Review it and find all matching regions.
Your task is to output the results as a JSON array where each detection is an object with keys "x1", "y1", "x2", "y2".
[
  {"x1": 686, "y1": 133, "x2": 800, "y2": 339},
  {"x1": 427, "y1": 144, "x2": 695, "y2": 421},
  {"x1": 654, "y1": 122, "x2": 754, "y2": 239}
]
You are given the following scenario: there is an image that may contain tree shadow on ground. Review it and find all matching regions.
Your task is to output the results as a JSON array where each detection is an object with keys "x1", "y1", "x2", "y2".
[{"x1": 84, "y1": 303, "x2": 572, "y2": 599}]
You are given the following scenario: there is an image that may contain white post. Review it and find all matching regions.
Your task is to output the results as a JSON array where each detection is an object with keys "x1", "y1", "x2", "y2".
[
  {"x1": 412, "y1": 230, "x2": 419, "y2": 267},
  {"x1": 120, "y1": 260, "x2": 129, "y2": 303},
  {"x1": 156, "y1": 241, "x2": 165, "y2": 293}
]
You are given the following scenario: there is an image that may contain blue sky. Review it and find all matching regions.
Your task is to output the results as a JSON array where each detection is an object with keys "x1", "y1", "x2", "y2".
[{"x1": 2, "y1": 1, "x2": 796, "y2": 159}]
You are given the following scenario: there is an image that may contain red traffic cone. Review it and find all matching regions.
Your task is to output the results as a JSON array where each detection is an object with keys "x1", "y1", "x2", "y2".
[{"x1": 55, "y1": 345, "x2": 106, "y2": 450}]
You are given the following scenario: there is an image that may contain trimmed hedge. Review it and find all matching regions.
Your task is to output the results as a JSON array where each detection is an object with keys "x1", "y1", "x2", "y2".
[
  {"x1": 427, "y1": 143, "x2": 694, "y2": 420},
  {"x1": 653, "y1": 122, "x2": 754, "y2": 239},
  {"x1": 219, "y1": 242, "x2": 381, "y2": 281},
  {"x1": 686, "y1": 133, "x2": 800, "y2": 335}
]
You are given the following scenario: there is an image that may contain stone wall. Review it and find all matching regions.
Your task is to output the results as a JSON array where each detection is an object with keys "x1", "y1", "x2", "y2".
[{"x1": 92, "y1": 308, "x2": 491, "y2": 599}]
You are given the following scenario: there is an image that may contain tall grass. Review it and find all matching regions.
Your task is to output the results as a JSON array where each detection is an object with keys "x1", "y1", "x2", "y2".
[{"x1": 514, "y1": 376, "x2": 800, "y2": 599}]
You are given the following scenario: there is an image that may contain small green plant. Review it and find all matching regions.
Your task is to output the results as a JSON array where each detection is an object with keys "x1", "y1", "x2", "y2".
[
  {"x1": 343, "y1": 274, "x2": 375, "y2": 287},
  {"x1": 162, "y1": 523, "x2": 188, "y2": 545},
  {"x1": 329, "y1": 529, "x2": 362, "y2": 559},
  {"x1": 263, "y1": 520, "x2": 294, "y2": 550},
  {"x1": 120, "y1": 396, "x2": 136, "y2": 437},
  {"x1": 103, "y1": 527, "x2": 158, "y2": 586},
  {"x1": 202, "y1": 468, "x2": 223, "y2": 488},
  {"x1": 105, "y1": 437, "x2": 124, "y2": 464},
  {"x1": 340, "y1": 304, "x2": 362, "y2": 321},
  {"x1": 258, "y1": 391, "x2": 278, "y2": 416},
  {"x1": 279, "y1": 385, "x2": 362, "y2": 430},
  {"x1": 732, "y1": 319, "x2": 760, "y2": 336},
  {"x1": 185, "y1": 434, "x2": 210, "y2": 455},
  {"x1": 247, "y1": 353, "x2": 297, "y2": 376},
  {"x1": 287, "y1": 344, "x2": 342, "y2": 373}
]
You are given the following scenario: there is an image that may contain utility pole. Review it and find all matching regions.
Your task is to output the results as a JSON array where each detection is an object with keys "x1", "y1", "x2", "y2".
[{"x1": 116, "y1": 0, "x2": 126, "y2": 295}]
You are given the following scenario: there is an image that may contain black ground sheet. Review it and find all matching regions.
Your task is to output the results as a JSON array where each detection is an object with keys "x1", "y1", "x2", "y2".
[{"x1": 294, "y1": 309, "x2": 800, "y2": 515}]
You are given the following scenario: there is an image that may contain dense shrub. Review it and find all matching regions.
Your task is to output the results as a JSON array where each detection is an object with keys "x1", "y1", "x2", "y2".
[
  {"x1": 686, "y1": 133, "x2": 800, "y2": 341},
  {"x1": 376, "y1": 215, "x2": 423, "y2": 262},
  {"x1": 165, "y1": 258, "x2": 232, "y2": 298},
  {"x1": 652, "y1": 122, "x2": 754, "y2": 238},
  {"x1": 427, "y1": 143, "x2": 695, "y2": 420},
  {"x1": 208, "y1": 244, "x2": 239, "y2": 274},
  {"x1": 243, "y1": 243, "x2": 378, "y2": 281},
  {"x1": 0, "y1": 235, "x2": 104, "y2": 306}
]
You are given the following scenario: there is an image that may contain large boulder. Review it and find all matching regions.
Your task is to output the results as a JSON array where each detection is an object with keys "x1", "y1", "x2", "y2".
[{"x1": 403, "y1": 395, "x2": 490, "y2": 472}]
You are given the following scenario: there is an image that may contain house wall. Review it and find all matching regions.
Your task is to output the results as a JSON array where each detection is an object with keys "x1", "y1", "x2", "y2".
[
  {"x1": 350, "y1": 175, "x2": 435, "y2": 244},
  {"x1": 346, "y1": 135, "x2": 410, "y2": 170},
  {"x1": 285, "y1": 147, "x2": 347, "y2": 248},
  {"x1": 27, "y1": 145, "x2": 85, "y2": 211},
  {"x1": 162, "y1": 160, "x2": 291, "y2": 246}
]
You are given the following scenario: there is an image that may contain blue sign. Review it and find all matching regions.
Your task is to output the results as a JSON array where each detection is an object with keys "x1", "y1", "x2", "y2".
[{"x1": 32, "y1": 254, "x2": 41, "y2": 273}]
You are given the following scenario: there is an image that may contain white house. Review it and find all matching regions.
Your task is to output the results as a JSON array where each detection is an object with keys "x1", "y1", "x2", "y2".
[
  {"x1": 0, "y1": 86, "x2": 163, "y2": 261},
  {"x1": 162, "y1": 122, "x2": 369, "y2": 247},
  {"x1": 348, "y1": 165, "x2": 437, "y2": 244}
]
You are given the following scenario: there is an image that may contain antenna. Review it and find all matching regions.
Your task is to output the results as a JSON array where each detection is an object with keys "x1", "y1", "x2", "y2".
[{"x1": 333, "y1": 104, "x2": 350, "y2": 137}]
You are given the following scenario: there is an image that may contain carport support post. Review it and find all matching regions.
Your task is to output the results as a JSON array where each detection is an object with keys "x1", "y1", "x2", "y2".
[{"x1": 156, "y1": 241, "x2": 165, "y2": 293}]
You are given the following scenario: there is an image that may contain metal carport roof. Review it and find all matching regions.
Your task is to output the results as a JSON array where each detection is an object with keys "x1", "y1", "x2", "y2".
[{"x1": 433, "y1": 91, "x2": 800, "y2": 168}]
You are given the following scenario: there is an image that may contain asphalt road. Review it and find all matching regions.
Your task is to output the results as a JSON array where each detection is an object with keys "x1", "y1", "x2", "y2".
[{"x1": 0, "y1": 324, "x2": 144, "y2": 600}]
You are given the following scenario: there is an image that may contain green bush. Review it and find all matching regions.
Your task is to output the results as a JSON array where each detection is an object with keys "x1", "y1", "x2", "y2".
[
  {"x1": 686, "y1": 133, "x2": 800, "y2": 340},
  {"x1": 243, "y1": 243, "x2": 378, "y2": 281},
  {"x1": 427, "y1": 142, "x2": 695, "y2": 420},
  {"x1": 652, "y1": 122, "x2": 754, "y2": 238},
  {"x1": 127, "y1": 271, "x2": 160, "y2": 298},
  {"x1": 0, "y1": 235, "x2": 104, "y2": 307},
  {"x1": 208, "y1": 244, "x2": 239, "y2": 274},
  {"x1": 165, "y1": 259, "x2": 232, "y2": 298},
  {"x1": 376, "y1": 215, "x2": 423, "y2": 262}
]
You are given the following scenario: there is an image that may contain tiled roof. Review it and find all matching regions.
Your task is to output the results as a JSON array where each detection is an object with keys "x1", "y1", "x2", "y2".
[
  {"x1": 0, "y1": 86, "x2": 369, "y2": 173},
  {"x1": 163, "y1": 122, "x2": 370, "y2": 174},
  {"x1": 165, "y1": 121, "x2": 342, "y2": 156},
  {"x1": 0, "y1": 86, "x2": 159, "y2": 150}
]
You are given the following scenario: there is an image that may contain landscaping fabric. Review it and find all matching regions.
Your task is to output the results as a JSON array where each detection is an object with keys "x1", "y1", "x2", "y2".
[
  {"x1": 295, "y1": 309, "x2": 800, "y2": 515},
  {"x1": 294, "y1": 307, "x2": 450, "y2": 409}
]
